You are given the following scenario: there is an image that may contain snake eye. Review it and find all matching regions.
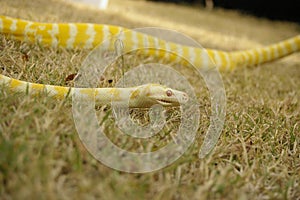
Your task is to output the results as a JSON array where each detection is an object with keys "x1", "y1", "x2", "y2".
[{"x1": 166, "y1": 90, "x2": 173, "y2": 97}]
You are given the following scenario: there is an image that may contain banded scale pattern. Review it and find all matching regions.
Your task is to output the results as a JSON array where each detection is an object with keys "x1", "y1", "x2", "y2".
[
  {"x1": 0, "y1": 16, "x2": 299, "y2": 106},
  {"x1": 1, "y1": 16, "x2": 299, "y2": 71},
  {"x1": 0, "y1": 74, "x2": 188, "y2": 108}
]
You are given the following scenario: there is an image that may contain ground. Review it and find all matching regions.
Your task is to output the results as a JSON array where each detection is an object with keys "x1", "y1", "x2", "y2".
[{"x1": 0, "y1": 0, "x2": 299, "y2": 199}]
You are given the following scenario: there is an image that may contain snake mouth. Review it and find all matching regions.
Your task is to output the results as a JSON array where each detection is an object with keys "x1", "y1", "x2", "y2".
[{"x1": 156, "y1": 99, "x2": 177, "y2": 106}]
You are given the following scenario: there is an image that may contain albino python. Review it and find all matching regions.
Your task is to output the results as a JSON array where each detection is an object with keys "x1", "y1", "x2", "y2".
[{"x1": 0, "y1": 16, "x2": 299, "y2": 107}]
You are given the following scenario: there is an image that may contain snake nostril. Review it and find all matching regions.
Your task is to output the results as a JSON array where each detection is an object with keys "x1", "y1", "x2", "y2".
[{"x1": 182, "y1": 94, "x2": 188, "y2": 102}]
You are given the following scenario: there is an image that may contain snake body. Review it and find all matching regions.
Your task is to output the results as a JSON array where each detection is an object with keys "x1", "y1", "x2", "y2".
[
  {"x1": 0, "y1": 16, "x2": 299, "y2": 107},
  {"x1": 0, "y1": 73, "x2": 188, "y2": 107}
]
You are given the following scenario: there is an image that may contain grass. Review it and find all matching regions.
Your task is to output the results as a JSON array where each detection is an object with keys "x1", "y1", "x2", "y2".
[{"x1": 0, "y1": 0, "x2": 300, "y2": 199}]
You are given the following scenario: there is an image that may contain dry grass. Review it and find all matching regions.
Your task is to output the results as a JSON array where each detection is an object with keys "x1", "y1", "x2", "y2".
[{"x1": 0, "y1": 0, "x2": 300, "y2": 199}]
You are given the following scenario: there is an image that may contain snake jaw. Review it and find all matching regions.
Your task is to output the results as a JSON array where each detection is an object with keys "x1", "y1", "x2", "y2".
[{"x1": 155, "y1": 98, "x2": 176, "y2": 106}]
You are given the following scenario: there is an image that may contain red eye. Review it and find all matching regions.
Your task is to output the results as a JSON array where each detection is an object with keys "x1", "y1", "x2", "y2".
[{"x1": 166, "y1": 90, "x2": 173, "y2": 97}]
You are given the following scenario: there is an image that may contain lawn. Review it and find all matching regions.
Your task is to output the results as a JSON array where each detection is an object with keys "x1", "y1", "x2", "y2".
[{"x1": 0, "y1": 0, "x2": 299, "y2": 199}]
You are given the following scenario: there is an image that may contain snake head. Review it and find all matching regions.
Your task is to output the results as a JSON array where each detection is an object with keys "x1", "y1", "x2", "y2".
[{"x1": 134, "y1": 84, "x2": 189, "y2": 107}]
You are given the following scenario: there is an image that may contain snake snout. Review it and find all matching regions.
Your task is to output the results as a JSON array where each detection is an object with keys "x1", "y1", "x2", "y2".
[{"x1": 179, "y1": 93, "x2": 189, "y2": 104}]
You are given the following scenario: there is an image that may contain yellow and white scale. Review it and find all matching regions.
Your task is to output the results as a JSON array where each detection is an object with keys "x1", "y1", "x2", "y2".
[{"x1": 0, "y1": 16, "x2": 299, "y2": 107}]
